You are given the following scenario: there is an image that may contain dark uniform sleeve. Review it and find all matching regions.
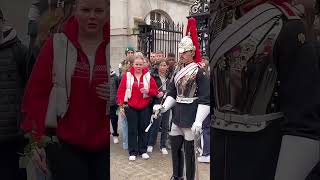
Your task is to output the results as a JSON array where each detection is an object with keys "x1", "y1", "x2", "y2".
[
  {"x1": 167, "y1": 77, "x2": 177, "y2": 99},
  {"x1": 196, "y1": 68, "x2": 210, "y2": 106},
  {"x1": 274, "y1": 19, "x2": 320, "y2": 139}
]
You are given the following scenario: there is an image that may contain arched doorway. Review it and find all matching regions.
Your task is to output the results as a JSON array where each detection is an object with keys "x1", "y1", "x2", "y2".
[{"x1": 144, "y1": 9, "x2": 173, "y2": 27}]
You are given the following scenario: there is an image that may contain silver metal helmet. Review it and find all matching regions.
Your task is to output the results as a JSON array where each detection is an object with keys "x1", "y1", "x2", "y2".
[{"x1": 178, "y1": 36, "x2": 195, "y2": 53}]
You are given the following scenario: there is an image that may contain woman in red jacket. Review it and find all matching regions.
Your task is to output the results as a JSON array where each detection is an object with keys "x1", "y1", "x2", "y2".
[
  {"x1": 21, "y1": 0, "x2": 109, "y2": 179},
  {"x1": 117, "y1": 54, "x2": 160, "y2": 161}
]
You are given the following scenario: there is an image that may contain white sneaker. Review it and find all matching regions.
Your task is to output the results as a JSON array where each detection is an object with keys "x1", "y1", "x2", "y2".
[
  {"x1": 197, "y1": 155, "x2": 210, "y2": 163},
  {"x1": 113, "y1": 136, "x2": 119, "y2": 144},
  {"x1": 141, "y1": 153, "x2": 150, "y2": 159},
  {"x1": 160, "y1": 148, "x2": 168, "y2": 155},
  {"x1": 147, "y1": 146, "x2": 153, "y2": 153},
  {"x1": 129, "y1": 155, "x2": 136, "y2": 161}
]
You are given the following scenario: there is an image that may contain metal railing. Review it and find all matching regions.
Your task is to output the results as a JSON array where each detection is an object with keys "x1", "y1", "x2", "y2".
[{"x1": 138, "y1": 20, "x2": 184, "y2": 60}]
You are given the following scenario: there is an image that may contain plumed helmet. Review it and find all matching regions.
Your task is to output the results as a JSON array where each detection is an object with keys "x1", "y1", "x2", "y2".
[
  {"x1": 178, "y1": 36, "x2": 195, "y2": 53},
  {"x1": 180, "y1": 17, "x2": 202, "y2": 63}
]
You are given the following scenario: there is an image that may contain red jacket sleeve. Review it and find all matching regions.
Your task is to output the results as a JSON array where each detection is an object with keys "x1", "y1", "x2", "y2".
[
  {"x1": 148, "y1": 76, "x2": 159, "y2": 97},
  {"x1": 117, "y1": 73, "x2": 127, "y2": 105},
  {"x1": 21, "y1": 37, "x2": 54, "y2": 141}
]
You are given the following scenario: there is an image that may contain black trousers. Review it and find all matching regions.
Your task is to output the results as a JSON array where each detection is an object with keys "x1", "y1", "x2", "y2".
[
  {"x1": 212, "y1": 121, "x2": 282, "y2": 180},
  {"x1": 0, "y1": 140, "x2": 20, "y2": 180},
  {"x1": 110, "y1": 105, "x2": 119, "y2": 136},
  {"x1": 125, "y1": 106, "x2": 150, "y2": 156},
  {"x1": 46, "y1": 141, "x2": 109, "y2": 180}
]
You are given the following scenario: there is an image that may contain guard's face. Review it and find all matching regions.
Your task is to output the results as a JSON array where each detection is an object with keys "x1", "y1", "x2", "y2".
[
  {"x1": 179, "y1": 51, "x2": 194, "y2": 64},
  {"x1": 75, "y1": 0, "x2": 108, "y2": 36}
]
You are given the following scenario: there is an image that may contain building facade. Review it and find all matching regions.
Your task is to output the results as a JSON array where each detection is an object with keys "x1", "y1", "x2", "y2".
[{"x1": 110, "y1": 0, "x2": 194, "y2": 72}]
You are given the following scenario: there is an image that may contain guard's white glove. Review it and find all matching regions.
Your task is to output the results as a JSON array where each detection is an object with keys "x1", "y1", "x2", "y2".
[
  {"x1": 191, "y1": 104, "x2": 210, "y2": 135},
  {"x1": 153, "y1": 96, "x2": 176, "y2": 113},
  {"x1": 152, "y1": 104, "x2": 163, "y2": 119},
  {"x1": 152, "y1": 96, "x2": 176, "y2": 119},
  {"x1": 153, "y1": 104, "x2": 164, "y2": 113},
  {"x1": 162, "y1": 96, "x2": 176, "y2": 112}
]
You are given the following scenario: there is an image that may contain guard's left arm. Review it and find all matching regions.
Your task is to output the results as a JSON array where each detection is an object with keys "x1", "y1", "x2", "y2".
[
  {"x1": 192, "y1": 68, "x2": 210, "y2": 132},
  {"x1": 196, "y1": 68, "x2": 210, "y2": 106}
]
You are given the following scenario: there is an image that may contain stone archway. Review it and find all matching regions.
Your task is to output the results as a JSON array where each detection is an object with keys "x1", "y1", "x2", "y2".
[{"x1": 144, "y1": 9, "x2": 173, "y2": 25}]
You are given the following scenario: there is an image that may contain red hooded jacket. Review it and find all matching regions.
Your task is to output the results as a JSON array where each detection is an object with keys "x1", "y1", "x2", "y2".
[
  {"x1": 21, "y1": 16, "x2": 110, "y2": 151},
  {"x1": 117, "y1": 67, "x2": 158, "y2": 110}
]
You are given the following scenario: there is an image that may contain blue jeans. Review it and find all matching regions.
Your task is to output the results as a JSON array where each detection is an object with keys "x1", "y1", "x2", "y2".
[
  {"x1": 202, "y1": 115, "x2": 210, "y2": 156},
  {"x1": 147, "y1": 110, "x2": 170, "y2": 149},
  {"x1": 122, "y1": 117, "x2": 128, "y2": 150}
]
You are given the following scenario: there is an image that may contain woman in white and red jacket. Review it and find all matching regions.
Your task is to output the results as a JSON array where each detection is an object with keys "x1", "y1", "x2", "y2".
[
  {"x1": 117, "y1": 54, "x2": 160, "y2": 161},
  {"x1": 21, "y1": 0, "x2": 109, "y2": 179}
]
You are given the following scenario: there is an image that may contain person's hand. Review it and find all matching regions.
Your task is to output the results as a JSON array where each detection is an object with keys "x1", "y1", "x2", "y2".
[
  {"x1": 96, "y1": 81, "x2": 109, "y2": 100},
  {"x1": 156, "y1": 91, "x2": 164, "y2": 98},
  {"x1": 152, "y1": 104, "x2": 163, "y2": 119},
  {"x1": 119, "y1": 107, "x2": 126, "y2": 117},
  {"x1": 153, "y1": 104, "x2": 164, "y2": 113},
  {"x1": 32, "y1": 147, "x2": 49, "y2": 175},
  {"x1": 191, "y1": 121, "x2": 202, "y2": 135},
  {"x1": 140, "y1": 88, "x2": 149, "y2": 94}
]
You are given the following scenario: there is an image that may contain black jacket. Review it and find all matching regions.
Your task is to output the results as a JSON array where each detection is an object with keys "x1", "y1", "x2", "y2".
[
  {"x1": 0, "y1": 27, "x2": 32, "y2": 142},
  {"x1": 151, "y1": 71, "x2": 171, "y2": 105},
  {"x1": 274, "y1": 20, "x2": 320, "y2": 140},
  {"x1": 110, "y1": 70, "x2": 119, "y2": 106}
]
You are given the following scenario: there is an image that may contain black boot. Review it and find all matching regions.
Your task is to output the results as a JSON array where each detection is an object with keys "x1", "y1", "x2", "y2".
[
  {"x1": 184, "y1": 140, "x2": 195, "y2": 180},
  {"x1": 170, "y1": 176, "x2": 184, "y2": 180},
  {"x1": 170, "y1": 135, "x2": 184, "y2": 179}
]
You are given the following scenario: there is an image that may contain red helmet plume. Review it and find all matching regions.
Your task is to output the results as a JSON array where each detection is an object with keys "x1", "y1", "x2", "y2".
[{"x1": 185, "y1": 17, "x2": 202, "y2": 63}]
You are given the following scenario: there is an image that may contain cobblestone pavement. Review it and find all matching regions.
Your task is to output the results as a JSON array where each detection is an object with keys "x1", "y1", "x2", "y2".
[{"x1": 110, "y1": 135, "x2": 210, "y2": 180}]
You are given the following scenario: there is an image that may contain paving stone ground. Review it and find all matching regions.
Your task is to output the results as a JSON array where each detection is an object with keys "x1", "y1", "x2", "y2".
[{"x1": 110, "y1": 134, "x2": 210, "y2": 180}]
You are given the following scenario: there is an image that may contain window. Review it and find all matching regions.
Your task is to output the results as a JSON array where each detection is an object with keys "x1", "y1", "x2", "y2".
[{"x1": 146, "y1": 11, "x2": 171, "y2": 28}]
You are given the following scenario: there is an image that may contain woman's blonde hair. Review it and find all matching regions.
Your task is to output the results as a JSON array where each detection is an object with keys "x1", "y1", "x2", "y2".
[
  {"x1": 133, "y1": 52, "x2": 145, "y2": 63},
  {"x1": 35, "y1": 0, "x2": 75, "y2": 47}
]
